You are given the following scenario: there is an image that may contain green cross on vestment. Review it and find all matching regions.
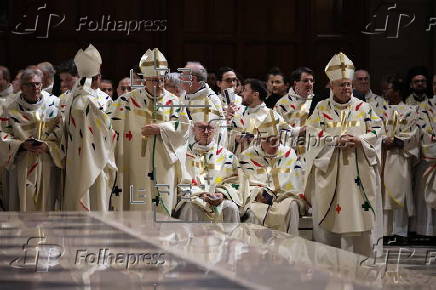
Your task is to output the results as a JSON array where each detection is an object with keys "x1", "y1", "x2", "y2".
[{"x1": 362, "y1": 201, "x2": 371, "y2": 211}]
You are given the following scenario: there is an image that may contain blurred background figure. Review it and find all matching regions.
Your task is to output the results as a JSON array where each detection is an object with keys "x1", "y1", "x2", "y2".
[
  {"x1": 0, "y1": 65, "x2": 12, "y2": 98},
  {"x1": 265, "y1": 66, "x2": 282, "y2": 99},
  {"x1": 353, "y1": 69, "x2": 387, "y2": 119},
  {"x1": 164, "y1": 72, "x2": 185, "y2": 98},
  {"x1": 265, "y1": 69, "x2": 290, "y2": 108},
  {"x1": 207, "y1": 71, "x2": 219, "y2": 93},
  {"x1": 433, "y1": 73, "x2": 436, "y2": 97},
  {"x1": 215, "y1": 66, "x2": 242, "y2": 108},
  {"x1": 11, "y1": 69, "x2": 24, "y2": 94},
  {"x1": 116, "y1": 77, "x2": 131, "y2": 100},
  {"x1": 58, "y1": 59, "x2": 78, "y2": 94},
  {"x1": 100, "y1": 79, "x2": 114, "y2": 99},
  {"x1": 405, "y1": 66, "x2": 430, "y2": 105},
  {"x1": 37, "y1": 62, "x2": 55, "y2": 94}
]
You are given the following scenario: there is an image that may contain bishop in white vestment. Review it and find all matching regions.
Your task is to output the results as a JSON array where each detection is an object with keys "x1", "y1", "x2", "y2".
[
  {"x1": 413, "y1": 97, "x2": 436, "y2": 236},
  {"x1": 381, "y1": 82, "x2": 419, "y2": 238},
  {"x1": 240, "y1": 111, "x2": 309, "y2": 234},
  {"x1": 305, "y1": 53, "x2": 384, "y2": 257},
  {"x1": 63, "y1": 44, "x2": 117, "y2": 211},
  {"x1": 176, "y1": 119, "x2": 243, "y2": 222},
  {"x1": 0, "y1": 69, "x2": 63, "y2": 211},
  {"x1": 109, "y1": 48, "x2": 189, "y2": 215}
]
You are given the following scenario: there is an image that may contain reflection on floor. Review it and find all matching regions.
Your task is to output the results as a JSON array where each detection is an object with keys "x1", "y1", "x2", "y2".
[{"x1": 0, "y1": 211, "x2": 435, "y2": 289}]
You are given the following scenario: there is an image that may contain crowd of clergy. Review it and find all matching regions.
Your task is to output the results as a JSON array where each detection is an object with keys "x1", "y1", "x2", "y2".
[{"x1": 0, "y1": 44, "x2": 435, "y2": 258}]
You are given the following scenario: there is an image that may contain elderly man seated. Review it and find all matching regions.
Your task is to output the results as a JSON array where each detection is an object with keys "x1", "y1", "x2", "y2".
[
  {"x1": 240, "y1": 111, "x2": 309, "y2": 234},
  {"x1": 176, "y1": 118, "x2": 244, "y2": 223}
]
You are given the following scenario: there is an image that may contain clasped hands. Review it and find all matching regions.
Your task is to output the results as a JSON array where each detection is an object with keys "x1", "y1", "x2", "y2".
[
  {"x1": 199, "y1": 192, "x2": 224, "y2": 207},
  {"x1": 337, "y1": 134, "x2": 361, "y2": 149},
  {"x1": 141, "y1": 124, "x2": 161, "y2": 136},
  {"x1": 382, "y1": 136, "x2": 404, "y2": 149},
  {"x1": 20, "y1": 139, "x2": 49, "y2": 154}
]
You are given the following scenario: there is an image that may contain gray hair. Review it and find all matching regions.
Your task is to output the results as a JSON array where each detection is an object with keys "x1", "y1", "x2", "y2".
[
  {"x1": 20, "y1": 69, "x2": 43, "y2": 83},
  {"x1": 118, "y1": 77, "x2": 131, "y2": 86},
  {"x1": 37, "y1": 62, "x2": 55, "y2": 78},
  {"x1": 166, "y1": 72, "x2": 182, "y2": 86},
  {"x1": 354, "y1": 69, "x2": 370, "y2": 80},
  {"x1": 185, "y1": 61, "x2": 208, "y2": 82}
]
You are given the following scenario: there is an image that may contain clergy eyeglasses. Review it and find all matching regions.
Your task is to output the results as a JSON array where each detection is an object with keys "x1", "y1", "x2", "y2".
[
  {"x1": 195, "y1": 124, "x2": 215, "y2": 132},
  {"x1": 23, "y1": 82, "x2": 42, "y2": 88},
  {"x1": 144, "y1": 77, "x2": 165, "y2": 84},
  {"x1": 297, "y1": 78, "x2": 314, "y2": 84},
  {"x1": 222, "y1": 77, "x2": 238, "y2": 83},
  {"x1": 119, "y1": 86, "x2": 131, "y2": 91},
  {"x1": 260, "y1": 136, "x2": 280, "y2": 145}
]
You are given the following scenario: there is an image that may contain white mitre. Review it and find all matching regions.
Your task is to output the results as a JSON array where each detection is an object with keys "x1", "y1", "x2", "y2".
[
  {"x1": 74, "y1": 44, "x2": 102, "y2": 78},
  {"x1": 325, "y1": 52, "x2": 355, "y2": 81},
  {"x1": 139, "y1": 48, "x2": 168, "y2": 78}
]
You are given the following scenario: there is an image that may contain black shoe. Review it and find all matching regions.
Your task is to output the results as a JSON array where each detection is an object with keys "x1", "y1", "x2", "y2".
[
  {"x1": 384, "y1": 235, "x2": 395, "y2": 246},
  {"x1": 394, "y1": 235, "x2": 408, "y2": 246}
]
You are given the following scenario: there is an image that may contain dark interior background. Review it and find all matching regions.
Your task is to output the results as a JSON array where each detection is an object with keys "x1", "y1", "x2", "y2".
[{"x1": 0, "y1": 0, "x2": 434, "y2": 94}]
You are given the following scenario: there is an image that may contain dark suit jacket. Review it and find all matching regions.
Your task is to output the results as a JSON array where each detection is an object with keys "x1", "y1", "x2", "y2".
[{"x1": 265, "y1": 93, "x2": 284, "y2": 109}]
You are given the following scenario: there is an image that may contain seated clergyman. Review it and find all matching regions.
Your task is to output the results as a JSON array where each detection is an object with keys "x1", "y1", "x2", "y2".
[
  {"x1": 176, "y1": 119, "x2": 243, "y2": 222},
  {"x1": 240, "y1": 111, "x2": 309, "y2": 234}
]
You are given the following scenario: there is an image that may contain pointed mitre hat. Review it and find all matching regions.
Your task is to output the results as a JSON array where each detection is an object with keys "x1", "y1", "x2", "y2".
[
  {"x1": 139, "y1": 48, "x2": 168, "y2": 78},
  {"x1": 324, "y1": 52, "x2": 355, "y2": 82},
  {"x1": 188, "y1": 97, "x2": 223, "y2": 124},
  {"x1": 74, "y1": 44, "x2": 102, "y2": 78},
  {"x1": 256, "y1": 110, "x2": 284, "y2": 138}
]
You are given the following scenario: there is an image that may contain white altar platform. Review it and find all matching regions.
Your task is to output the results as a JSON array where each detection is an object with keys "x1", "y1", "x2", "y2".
[{"x1": 0, "y1": 211, "x2": 434, "y2": 289}]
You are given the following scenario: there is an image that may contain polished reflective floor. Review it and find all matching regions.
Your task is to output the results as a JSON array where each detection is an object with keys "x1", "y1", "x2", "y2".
[{"x1": 0, "y1": 211, "x2": 435, "y2": 290}]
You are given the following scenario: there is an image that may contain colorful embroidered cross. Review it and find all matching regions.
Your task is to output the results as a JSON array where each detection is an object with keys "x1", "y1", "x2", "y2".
[{"x1": 336, "y1": 204, "x2": 342, "y2": 214}]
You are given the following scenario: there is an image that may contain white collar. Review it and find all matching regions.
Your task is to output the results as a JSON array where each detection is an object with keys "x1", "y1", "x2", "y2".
[
  {"x1": 247, "y1": 102, "x2": 266, "y2": 114},
  {"x1": 288, "y1": 87, "x2": 312, "y2": 102},
  {"x1": 329, "y1": 94, "x2": 354, "y2": 109},
  {"x1": 17, "y1": 93, "x2": 45, "y2": 111},
  {"x1": 185, "y1": 84, "x2": 213, "y2": 101}
]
